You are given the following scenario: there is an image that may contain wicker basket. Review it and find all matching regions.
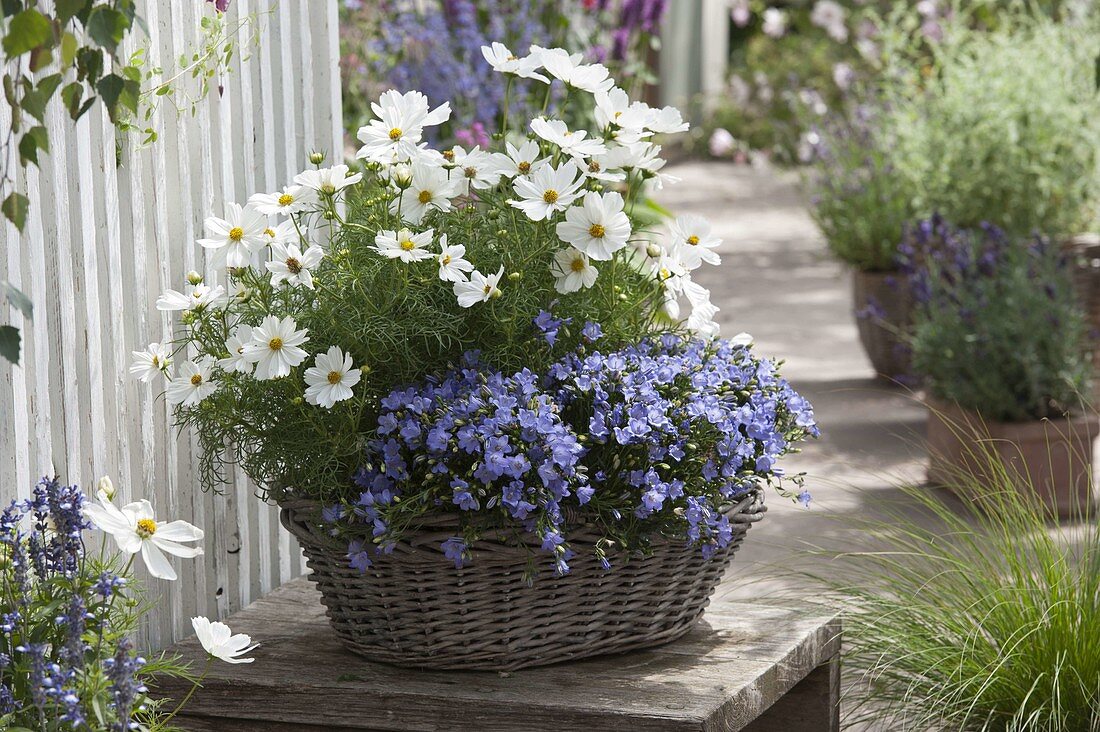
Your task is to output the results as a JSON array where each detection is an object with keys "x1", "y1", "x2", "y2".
[{"x1": 279, "y1": 488, "x2": 766, "y2": 671}]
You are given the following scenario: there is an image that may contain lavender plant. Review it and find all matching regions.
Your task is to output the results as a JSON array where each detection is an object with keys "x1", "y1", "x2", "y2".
[
  {"x1": 901, "y1": 217, "x2": 1089, "y2": 422},
  {"x1": 0, "y1": 478, "x2": 188, "y2": 730},
  {"x1": 804, "y1": 101, "x2": 916, "y2": 271}
]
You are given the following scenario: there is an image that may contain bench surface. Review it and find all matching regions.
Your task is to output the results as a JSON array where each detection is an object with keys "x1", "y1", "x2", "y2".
[{"x1": 158, "y1": 577, "x2": 840, "y2": 732}]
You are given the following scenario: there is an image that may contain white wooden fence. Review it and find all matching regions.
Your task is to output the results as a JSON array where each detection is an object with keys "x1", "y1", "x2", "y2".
[{"x1": 0, "y1": 0, "x2": 342, "y2": 648}]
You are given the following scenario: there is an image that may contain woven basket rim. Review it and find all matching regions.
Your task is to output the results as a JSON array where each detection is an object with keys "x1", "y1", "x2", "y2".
[{"x1": 279, "y1": 486, "x2": 766, "y2": 563}]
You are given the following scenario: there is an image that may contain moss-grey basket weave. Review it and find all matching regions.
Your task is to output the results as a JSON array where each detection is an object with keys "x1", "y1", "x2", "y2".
[{"x1": 279, "y1": 487, "x2": 766, "y2": 671}]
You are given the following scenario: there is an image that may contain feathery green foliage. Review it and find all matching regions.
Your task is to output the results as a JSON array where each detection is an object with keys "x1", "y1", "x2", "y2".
[{"x1": 806, "y1": 450, "x2": 1100, "y2": 731}]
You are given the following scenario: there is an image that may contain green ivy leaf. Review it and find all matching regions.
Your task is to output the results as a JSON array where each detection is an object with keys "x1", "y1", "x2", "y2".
[
  {"x1": 19, "y1": 73, "x2": 62, "y2": 122},
  {"x1": 2, "y1": 8, "x2": 52, "y2": 57},
  {"x1": 76, "y1": 46, "x2": 103, "y2": 84},
  {"x1": 56, "y1": 0, "x2": 91, "y2": 24},
  {"x1": 60, "y1": 31, "x2": 79, "y2": 68},
  {"x1": 2, "y1": 192, "x2": 29, "y2": 231},
  {"x1": 86, "y1": 6, "x2": 129, "y2": 54},
  {"x1": 0, "y1": 325, "x2": 21, "y2": 365},
  {"x1": 96, "y1": 72, "x2": 124, "y2": 120},
  {"x1": 2, "y1": 281, "x2": 33, "y2": 319}
]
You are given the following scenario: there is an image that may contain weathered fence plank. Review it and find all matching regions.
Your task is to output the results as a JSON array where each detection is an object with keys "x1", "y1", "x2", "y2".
[{"x1": 0, "y1": 0, "x2": 342, "y2": 649}]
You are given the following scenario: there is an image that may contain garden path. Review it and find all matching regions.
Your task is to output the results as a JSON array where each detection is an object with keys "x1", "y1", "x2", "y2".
[{"x1": 656, "y1": 161, "x2": 929, "y2": 602}]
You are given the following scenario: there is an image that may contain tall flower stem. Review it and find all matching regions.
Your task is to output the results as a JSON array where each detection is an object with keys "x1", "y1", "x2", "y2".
[{"x1": 162, "y1": 655, "x2": 213, "y2": 726}]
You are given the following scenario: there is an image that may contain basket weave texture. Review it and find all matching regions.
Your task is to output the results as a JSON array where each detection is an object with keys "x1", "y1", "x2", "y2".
[{"x1": 279, "y1": 487, "x2": 766, "y2": 670}]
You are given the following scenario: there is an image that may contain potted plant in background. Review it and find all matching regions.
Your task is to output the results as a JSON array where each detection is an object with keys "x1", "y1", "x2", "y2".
[
  {"x1": 133, "y1": 46, "x2": 817, "y2": 670},
  {"x1": 803, "y1": 102, "x2": 917, "y2": 383},
  {"x1": 903, "y1": 217, "x2": 1095, "y2": 518}
]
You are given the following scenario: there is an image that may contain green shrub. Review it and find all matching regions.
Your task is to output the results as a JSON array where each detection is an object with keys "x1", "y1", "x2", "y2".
[
  {"x1": 903, "y1": 218, "x2": 1089, "y2": 422},
  {"x1": 900, "y1": 17, "x2": 1099, "y2": 237},
  {"x1": 807, "y1": 463, "x2": 1100, "y2": 731}
]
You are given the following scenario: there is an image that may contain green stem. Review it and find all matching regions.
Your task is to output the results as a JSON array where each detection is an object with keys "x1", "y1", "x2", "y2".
[{"x1": 161, "y1": 656, "x2": 213, "y2": 726}]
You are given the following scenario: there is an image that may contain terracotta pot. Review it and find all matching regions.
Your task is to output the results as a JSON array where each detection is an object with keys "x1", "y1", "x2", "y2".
[
  {"x1": 926, "y1": 398, "x2": 1099, "y2": 519},
  {"x1": 852, "y1": 269, "x2": 913, "y2": 383}
]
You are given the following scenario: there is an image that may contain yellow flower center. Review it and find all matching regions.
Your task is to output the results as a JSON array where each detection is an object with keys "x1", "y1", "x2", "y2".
[
  {"x1": 483, "y1": 284, "x2": 493, "y2": 294},
  {"x1": 228, "y1": 227, "x2": 244, "y2": 241},
  {"x1": 388, "y1": 127, "x2": 403, "y2": 140},
  {"x1": 441, "y1": 254, "x2": 452, "y2": 265},
  {"x1": 285, "y1": 257, "x2": 302, "y2": 274},
  {"x1": 543, "y1": 189, "x2": 559, "y2": 204},
  {"x1": 151, "y1": 355, "x2": 160, "y2": 367},
  {"x1": 442, "y1": 149, "x2": 455, "y2": 162},
  {"x1": 588, "y1": 161, "x2": 601, "y2": 173},
  {"x1": 190, "y1": 373, "x2": 203, "y2": 386},
  {"x1": 518, "y1": 161, "x2": 531, "y2": 174},
  {"x1": 278, "y1": 193, "x2": 294, "y2": 206},
  {"x1": 136, "y1": 518, "x2": 157, "y2": 538},
  {"x1": 588, "y1": 223, "x2": 606, "y2": 239},
  {"x1": 464, "y1": 166, "x2": 478, "y2": 179},
  {"x1": 570, "y1": 257, "x2": 587, "y2": 272},
  {"x1": 327, "y1": 370, "x2": 343, "y2": 385},
  {"x1": 400, "y1": 239, "x2": 416, "y2": 251},
  {"x1": 268, "y1": 337, "x2": 284, "y2": 351},
  {"x1": 418, "y1": 190, "x2": 432, "y2": 204},
  {"x1": 659, "y1": 268, "x2": 671, "y2": 280},
  {"x1": 687, "y1": 235, "x2": 700, "y2": 246},
  {"x1": 264, "y1": 227, "x2": 276, "y2": 238}
]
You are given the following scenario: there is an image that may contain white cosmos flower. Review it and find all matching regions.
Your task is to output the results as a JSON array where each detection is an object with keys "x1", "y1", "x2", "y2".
[
  {"x1": 480, "y1": 42, "x2": 549, "y2": 82},
  {"x1": 534, "y1": 46, "x2": 613, "y2": 93},
  {"x1": 267, "y1": 242, "x2": 323, "y2": 288},
  {"x1": 166, "y1": 357, "x2": 218, "y2": 407},
  {"x1": 530, "y1": 118, "x2": 607, "y2": 160},
  {"x1": 731, "y1": 331, "x2": 754, "y2": 347},
  {"x1": 394, "y1": 163, "x2": 462, "y2": 225},
  {"x1": 129, "y1": 342, "x2": 172, "y2": 382},
  {"x1": 263, "y1": 219, "x2": 298, "y2": 246},
  {"x1": 373, "y1": 228, "x2": 435, "y2": 263},
  {"x1": 243, "y1": 315, "x2": 309, "y2": 380},
  {"x1": 594, "y1": 87, "x2": 655, "y2": 142},
  {"x1": 615, "y1": 141, "x2": 680, "y2": 190},
  {"x1": 683, "y1": 278, "x2": 721, "y2": 337},
  {"x1": 551, "y1": 247, "x2": 599, "y2": 294},
  {"x1": 436, "y1": 234, "x2": 474, "y2": 283},
  {"x1": 580, "y1": 152, "x2": 627, "y2": 183},
  {"x1": 247, "y1": 184, "x2": 317, "y2": 216},
  {"x1": 356, "y1": 89, "x2": 451, "y2": 164},
  {"x1": 293, "y1": 165, "x2": 363, "y2": 196},
  {"x1": 508, "y1": 161, "x2": 585, "y2": 221},
  {"x1": 191, "y1": 617, "x2": 258, "y2": 664},
  {"x1": 646, "y1": 105, "x2": 690, "y2": 135},
  {"x1": 452, "y1": 145, "x2": 503, "y2": 193},
  {"x1": 156, "y1": 283, "x2": 227, "y2": 313},
  {"x1": 490, "y1": 140, "x2": 548, "y2": 179},
  {"x1": 198, "y1": 203, "x2": 269, "y2": 269},
  {"x1": 669, "y1": 215, "x2": 722, "y2": 269},
  {"x1": 453, "y1": 266, "x2": 504, "y2": 307},
  {"x1": 84, "y1": 495, "x2": 204, "y2": 581},
  {"x1": 303, "y1": 346, "x2": 361, "y2": 408},
  {"x1": 555, "y1": 191, "x2": 631, "y2": 261},
  {"x1": 218, "y1": 324, "x2": 254, "y2": 374}
]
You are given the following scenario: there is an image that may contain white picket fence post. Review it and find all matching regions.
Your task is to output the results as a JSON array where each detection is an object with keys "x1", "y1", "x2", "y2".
[{"x1": 0, "y1": 0, "x2": 343, "y2": 649}]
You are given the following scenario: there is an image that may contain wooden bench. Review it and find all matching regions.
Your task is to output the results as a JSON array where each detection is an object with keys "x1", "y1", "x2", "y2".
[{"x1": 158, "y1": 578, "x2": 840, "y2": 731}]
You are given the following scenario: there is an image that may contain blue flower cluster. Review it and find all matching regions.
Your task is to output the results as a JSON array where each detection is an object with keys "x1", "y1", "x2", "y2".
[
  {"x1": 331, "y1": 327, "x2": 816, "y2": 575},
  {"x1": 0, "y1": 478, "x2": 148, "y2": 729}
]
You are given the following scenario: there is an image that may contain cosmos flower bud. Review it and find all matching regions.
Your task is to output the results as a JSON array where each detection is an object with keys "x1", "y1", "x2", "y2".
[
  {"x1": 508, "y1": 271, "x2": 522, "y2": 281},
  {"x1": 97, "y1": 475, "x2": 117, "y2": 501},
  {"x1": 309, "y1": 151, "x2": 325, "y2": 164},
  {"x1": 360, "y1": 365, "x2": 372, "y2": 375},
  {"x1": 292, "y1": 396, "x2": 304, "y2": 405},
  {"x1": 186, "y1": 270, "x2": 204, "y2": 285},
  {"x1": 646, "y1": 243, "x2": 662, "y2": 258},
  {"x1": 391, "y1": 164, "x2": 413, "y2": 189},
  {"x1": 323, "y1": 209, "x2": 337, "y2": 220}
]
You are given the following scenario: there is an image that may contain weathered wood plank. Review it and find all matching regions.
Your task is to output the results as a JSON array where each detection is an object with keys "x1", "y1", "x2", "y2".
[{"x1": 155, "y1": 578, "x2": 840, "y2": 732}]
